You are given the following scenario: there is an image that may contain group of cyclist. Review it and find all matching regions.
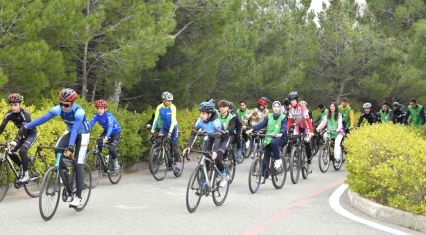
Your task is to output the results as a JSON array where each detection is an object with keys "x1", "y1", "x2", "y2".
[{"x1": 1, "y1": 89, "x2": 122, "y2": 208}]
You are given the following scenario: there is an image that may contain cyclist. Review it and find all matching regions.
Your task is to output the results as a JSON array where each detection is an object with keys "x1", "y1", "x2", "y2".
[
  {"x1": 88, "y1": 99, "x2": 121, "y2": 171},
  {"x1": 237, "y1": 100, "x2": 251, "y2": 152},
  {"x1": 183, "y1": 102, "x2": 230, "y2": 188},
  {"x1": 150, "y1": 91, "x2": 181, "y2": 172},
  {"x1": 391, "y1": 102, "x2": 404, "y2": 124},
  {"x1": 18, "y1": 88, "x2": 90, "y2": 208},
  {"x1": 338, "y1": 98, "x2": 355, "y2": 133},
  {"x1": 0, "y1": 93, "x2": 38, "y2": 183},
  {"x1": 313, "y1": 104, "x2": 328, "y2": 126},
  {"x1": 243, "y1": 97, "x2": 269, "y2": 130},
  {"x1": 300, "y1": 101, "x2": 313, "y2": 120},
  {"x1": 246, "y1": 101, "x2": 287, "y2": 184},
  {"x1": 281, "y1": 98, "x2": 291, "y2": 115},
  {"x1": 228, "y1": 101, "x2": 243, "y2": 161},
  {"x1": 357, "y1": 103, "x2": 378, "y2": 127},
  {"x1": 403, "y1": 99, "x2": 425, "y2": 126},
  {"x1": 286, "y1": 91, "x2": 314, "y2": 173},
  {"x1": 378, "y1": 102, "x2": 392, "y2": 123},
  {"x1": 316, "y1": 102, "x2": 345, "y2": 163}
]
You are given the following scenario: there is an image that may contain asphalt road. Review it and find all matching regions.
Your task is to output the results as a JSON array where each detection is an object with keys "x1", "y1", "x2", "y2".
[{"x1": 0, "y1": 155, "x2": 421, "y2": 235}]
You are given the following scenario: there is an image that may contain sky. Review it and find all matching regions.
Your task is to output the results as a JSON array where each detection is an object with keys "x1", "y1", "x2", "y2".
[{"x1": 308, "y1": 0, "x2": 366, "y2": 13}]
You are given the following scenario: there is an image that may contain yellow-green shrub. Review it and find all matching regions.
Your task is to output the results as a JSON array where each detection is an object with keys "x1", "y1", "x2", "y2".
[{"x1": 345, "y1": 123, "x2": 426, "y2": 215}]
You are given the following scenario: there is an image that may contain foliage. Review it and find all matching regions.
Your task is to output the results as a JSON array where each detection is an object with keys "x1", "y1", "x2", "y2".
[{"x1": 345, "y1": 123, "x2": 426, "y2": 215}]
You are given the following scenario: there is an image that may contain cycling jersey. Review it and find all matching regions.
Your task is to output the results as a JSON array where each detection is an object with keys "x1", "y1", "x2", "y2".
[
  {"x1": 236, "y1": 108, "x2": 250, "y2": 121},
  {"x1": 317, "y1": 114, "x2": 345, "y2": 139},
  {"x1": 404, "y1": 104, "x2": 425, "y2": 126},
  {"x1": 253, "y1": 113, "x2": 287, "y2": 146},
  {"x1": 287, "y1": 103, "x2": 314, "y2": 133},
  {"x1": 0, "y1": 109, "x2": 37, "y2": 141},
  {"x1": 391, "y1": 108, "x2": 404, "y2": 124},
  {"x1": 378, "y1": 109, "x2": 392, "y2": 123},
  {"x1": 88, "y1": 111, "x2": 121, "y2": 138},
  {"x1": 219, "y1": 112, "x2": 236, "y2": 132},
  {"x1": 152, "y1": 103, "x2": 177, "y2": 134},
  {"x1": 338, "y1": 104, "x2": 355, "y2": 129},
  {"x1": 25, "y1": 104, "x2": 89, "y2": 146},
  {"x1": 186, "y1": 113, "x2": 225, "y2": 153},
  {"x1": 357, "y1": 112, "x2": 378, "y2": 127}
]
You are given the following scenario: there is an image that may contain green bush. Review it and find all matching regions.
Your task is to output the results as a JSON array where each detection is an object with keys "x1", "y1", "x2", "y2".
[
  {"x1": 0, "y1": 99, "x2": 200, "y2": 167},
  {"x1": 345, "y1": 123, "x2": 426, "y2": 215}
]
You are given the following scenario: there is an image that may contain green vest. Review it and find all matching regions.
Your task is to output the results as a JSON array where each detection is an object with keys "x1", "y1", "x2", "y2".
[
  {"x1": 338, "y1": 105, "x2": 351, "y2": 126},
  {"x1": 379, "y1": 110, "x2": 391, "y2": 123},
  {"x1": 320, "y1": 109, "x2": 328, "y2": 122},
  {"x1": 408, "y1": 105, "x2": 424, "y2": 126},
  {"x1": 236, "y1": 108, "x2": 249, "y2": 121},
  {"x1": 264, "y1": 113, "x2": 285, "y2": 146},
  {"x1": 219, "y1": 112, "x2": 234, "y2": 130},
  {"x1": 326, "y1": 114, "x2": 339, "y2": 139}
]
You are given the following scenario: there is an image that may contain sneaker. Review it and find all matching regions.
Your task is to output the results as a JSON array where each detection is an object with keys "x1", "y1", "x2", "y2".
[
  {"x1": 173, "y1": 162, "x2": 182, "y2": 174},
  {"x1": 69, "y1": 197, "x2": 83, "y2": 208},
  {"x1": 274, "y1": 159, "x2": 283, "y2": 170},
  {"x1": 307, "y1": 164, "x2": 312, "y2": 174},
  {"x1": 257, "y1": 176, "x2": 266, "y2": 184},
  {"x1": 113, "y1": 159, "x2": 120, "y2": 172},
  {"x1": 18, "y1": 171, "x2": 29, "y2": 184},
  {"x1": 219, "y1": 171, "x2": 229, "y2": 188}
]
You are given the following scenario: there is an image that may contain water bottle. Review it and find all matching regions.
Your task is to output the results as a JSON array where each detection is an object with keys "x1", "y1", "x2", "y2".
[{"x1": 105, "y1": 154, "x2": 110, "y2": 164}]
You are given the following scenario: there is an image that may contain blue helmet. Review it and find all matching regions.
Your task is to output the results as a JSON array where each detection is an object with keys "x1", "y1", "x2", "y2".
[{"x1": 199, "y1": 102, "x2": 215, "y2": 113}]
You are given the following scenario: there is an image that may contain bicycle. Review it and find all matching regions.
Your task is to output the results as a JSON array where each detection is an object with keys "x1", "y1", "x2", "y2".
[
  {"x1": 224, "y1": 140, "x2": 236, "y2": 184},
  {"x1": 0, "y1": 143, "x2": 48, "y2": 201},
  {"x1": 247, "y1": 131, "x2": 287, "y2": 194},
  {"x1": 318, "y1": 130, "x2": 345, "y2": 173},
  {"x1": 148, "y1": 135, "x2": 187, "y2": 181},
  {"x1": 85, "y1": 138, "x2": 123, "y2": 188},
  {"x1": 289, "y1": 133, "x2": 311, "y2": 184},
  {"x1": 310, "y1": 127, "x2": 323, "y2": 156},
  {"x1": 185, "y1": 130, "x2": 230, "y2": 213},
  {"x1": 39, "y1": 146, "x2": 91, "y2": 221}
]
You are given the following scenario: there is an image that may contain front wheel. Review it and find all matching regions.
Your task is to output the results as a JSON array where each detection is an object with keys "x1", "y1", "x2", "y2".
[
  {"x1": 290, "y1": 147, "x2": 301, "y2": 184},
  {"x1": 301, "y1": 150, "x2": 309, "y2": 180},
  {"x1": 248, "y1": 157, "x2": 261, "y2": 193},
  {"x1": 333, "y1": 150, "x2": 344, "y2": 171},
  {"x1": 212, "y1": 169, "x2": 230, "y2": 206},
  {"x1": 0, "y1": 160, "x2": 10, "y2": 202},
  {"x1": 108, "y1": 150, "x2": 123, "y2": 184},
  {"x1": 318, "y1": 146, "x2": 330, "y2": 173},
  {"x1": 186, "y1": 166, "x2": 203, "y2": 213},
  {"x1": 39, "y1": 167, "x2": 60, "y2": 221},
  {"x1": 272, "y1": 155, "x2": 287, "y2": 189},
  {"x1": 24, "y1": 156, "x2": 48, "y2": 198},
  {"x1": 148, "y1": 145, "x2": 167, "y2": 181},
  {"x1": 224, "y1": 150, "x2": 236, "y2": 184},
  {"x1": 85, "y1": 150, "x2": 101, "y2": 188}
]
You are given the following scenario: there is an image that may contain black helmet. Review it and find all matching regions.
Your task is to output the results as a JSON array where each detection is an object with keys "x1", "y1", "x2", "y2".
[
  {"x1": 199, "y1": 102, "x2": 215, "y2": 113},
  {"x1": 288, "y1": 91, "x2": 299, "y2": 100},
  {"x1": 283, "y1": 98, "x2": 290, "y2": 106},
  {"x1": 8, "y1": 93, "x2": 23, "y2": 103},
  {"x1": 228, "y1": 101, "x2": 235, "y2": 110}
]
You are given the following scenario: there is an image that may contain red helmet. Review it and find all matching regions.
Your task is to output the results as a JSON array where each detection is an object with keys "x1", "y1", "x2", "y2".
[
  {"x1": 258, "y1": 98, "x2": 267, "y2": 107},
  {"x1": 95, "y1": 99, "x2": 108, "y2": 108},
  {"x1": 8, "y1": 93, "x2": 23, "y2": 103},
  {"x1": 59, "y1": 88, "x2": 77, "y2": 103}
]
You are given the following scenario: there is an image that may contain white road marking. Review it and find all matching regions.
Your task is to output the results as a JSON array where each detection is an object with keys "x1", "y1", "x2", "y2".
[
  {"x1": 116, "y1": 204, "x2": 147, "y2": 210},
  {"x1": 329, "y1": 184, "x2": 411, "y2": 235}
]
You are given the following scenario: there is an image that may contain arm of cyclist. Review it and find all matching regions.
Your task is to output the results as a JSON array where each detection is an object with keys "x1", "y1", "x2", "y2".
[
  {"x1": 151, "y1": 105, "x2": 161, "y2": 134},
  {"x1": 316, "y1": 116, "x2": 327, "y2": 132},
  {"x1": 249, "y1": 117, "x2": 268, "y2": 133},
  {"x1": 168, "y1": 104, "x2": 177, "y2": 135},
  {"x1": 88, "y1": 114, "x2": 99, "y2": 131},
  {"x1": 21, "y1": 106, "x2": 59, "y2": 136},
  {"x1": 349, "y1": 110, "x2": 355, "y2": 129},
  {"x1": 0, "y1": 112, "x2": 11, "y2": 135},
  {"x1": 65, "y1": 109, "x2": 85, "y2": 156},
  {"x1": 421, "y1": 107, "x2": 426, "y2": 125},
  {"x1": 278, "y1": 118, "x2": 288, "y2": 139},
  {"x1": 357, "y1": 113, "x2": 365, "y2": 128}
]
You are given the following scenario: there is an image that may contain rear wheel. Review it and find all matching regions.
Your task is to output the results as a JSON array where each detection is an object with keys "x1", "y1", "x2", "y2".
[
  {"x1": 248, "y1": 157, "x2": 261, "y2": 193},
  {"x1": 24, "y1": 156, "x2": 48, "y2": 198},
  {"x1": 0, "y1": 160, "x2": 10, "y2": 202},
  {"x1": 186, "y1": 166, "x2": 203, "y2": 213},
  {"x1": 39, "y1": 167, "x2": 60, "y2": 221},
  {"x1": 290, "y1": 147, "x2": 301, "y2": 184},
  {"x1": 224, "y1": 149, "x2": 236, "y2": 184},
  {"x1": 272, "y1": 155, "x2": 287, "y2": 189},
  {"x1": 74, "y1": 163, "x2": 92, "y2": 212}
]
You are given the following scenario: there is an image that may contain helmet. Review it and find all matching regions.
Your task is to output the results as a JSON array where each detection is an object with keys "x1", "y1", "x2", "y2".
[
  {"x1": 257, "y1": 97, "x2": 268, "y2": 107},
  {"x1": 8, "y1": 93, "x2": 23, "y2": 103},
  {"x1": 228, "y1": 101, "x2": 235, "y2": 110},
  {"x1": 288, "y1": 91, "x2": 299, "y2": 100},
  {"x1": 95, "y1": 99, "x2": 108, "y2": 108},
  {"x1": 208, "y1": 98, "x2": 215, "y2": 104},
  {"x1": 300, "y1": 100, "x2": 307, "y2": 107},
  {"x1": 363, "y1": 102, "x2": 372, "y2": 109},
  {"x1": 161, "y1": 91, "x2": 173, "y2": 101},
  {"x1": 283, "y1": 98, "x2": 290, "y2": 106},
  {"x1": 392, "y1": 102, "x2": 399, "y2": 107},
  {"x1": 260, "y1": 96, "x2": 270, "y2": 104},
  {"x1": 59, "y1": 88, "x2": 77, "y2": 103},
  {"x1": 199, "y1": 102, "x2": 215, "y2": 113}
]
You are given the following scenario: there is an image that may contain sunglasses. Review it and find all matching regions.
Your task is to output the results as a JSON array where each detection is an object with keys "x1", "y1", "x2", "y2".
[{"x1": 60, "y1": 102, "x2": 72, "y2": 108}]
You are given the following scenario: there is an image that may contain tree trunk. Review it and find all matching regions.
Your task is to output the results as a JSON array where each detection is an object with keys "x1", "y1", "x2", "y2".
[
  {"x1": 111, "y1": 78, "x2": 122, "y2": 105},
  {"x1": 336, "y1": 80, "x2": 345, "y2": 103},
  {"x1": 90, "y1": 78, "x2": 97, "y2": 103},
  {"x1": 81, "y1": 41, "x2": 89, "y2": 99}
]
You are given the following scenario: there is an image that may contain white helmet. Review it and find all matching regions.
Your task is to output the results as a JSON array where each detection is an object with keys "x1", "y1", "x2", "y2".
[
  {"x1": 161, "y1": 91, "x2": 173, "y2": 101},
  {"x1": 300, "y1": 100, "x2": 307, "y2": 107},
  {"x1": 363, "y1": 102, "x2": 372, "y2": 109}
]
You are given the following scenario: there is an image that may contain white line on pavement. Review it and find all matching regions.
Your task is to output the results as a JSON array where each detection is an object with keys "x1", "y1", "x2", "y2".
[
  {"x1": 329, "y1": 184, "x2": 411, "y2": 235},
  {"x1": 116, "y1": 204, "x2": 147, "y2": 210}
]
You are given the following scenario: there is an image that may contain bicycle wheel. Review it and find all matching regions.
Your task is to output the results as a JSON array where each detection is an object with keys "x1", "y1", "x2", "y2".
[
  {"x1": 85, "y1": 150, "x2": 101, "y2": 188},
  {"x1": 39, "y1": 167, "x2": 60, "y2": 221},
  {"x1": 212, "y1": 168, "x2": 230, "y2": 206},
  {"x1": 173, "y1": 146, "x2": 184, "y2": 177},
  {"x1": 290, "y1": 147, "x2": 301, "y2": 184},
  {"x1": 0, "y1": 160, "x2": 10, "y2": 202},
  {"x1": 248, "y1": 157, "x2": 261, "y2": 193},
  {"x1": 74, "y1": 163, "x2": 92, "y2": 212},
  {"x1": 186, "y1": 165, "x2": 203, "y2": 213},
  {"x1": 235, "y1": 145, "x2": 244, "y2": 164},
  {"x1": 243, "y1": 139, "x2": 253, "y2": 158},
  {"x1": 301, "y1": 150, "x2": 309, "y2": 180},
  {"x1": 24, "y1": 156, "x2": 48, "y2": 198},
  {"x1": 108, "y1": 150, "x2": 123, "y2": 184},
  {"x1": 272, "y1": 155, "x2": 287, "y2": 189},
  {"x1": 318, "y1": 146, "x2": 330, "y2": 173},
  {"x1": 224, "y1": 150, "x2": 236, "y2": 184},
  {"x1": 282, "y1": 144, "x2": 291, "y2": 172},
  {"x1": 148, "y1": 145, "x2": 167, "y2": 181}
]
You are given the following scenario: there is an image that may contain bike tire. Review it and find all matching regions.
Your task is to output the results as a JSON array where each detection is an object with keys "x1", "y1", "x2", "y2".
[
  {"x1": 74, "y1": 163, "x2": 92, "y2": 212},
  {"x1": 39, "y1": 167, "x2": 60, "y2": 221},
  {"x1": 248, "y1": 157, "x2": 261, "y2": 193},
  {"x1": 148, "y1": 145, "x2": 167, "y2": 181},
  {"x1": 212, "y1": 168, "x2": 230, "y2": 206},
  {"x1": 318, "y1": 146, "x2": 330, "y2": 173},
  {"x1": 290, "y1": 147, "x2": 301, "y2": 184},
  {"x1": 108, "y1": 150, "x2": 123, "y2": 184},
  {"x1": 186, "y1": 165, "x2": 203, "y2": 213},
  {"x1": 85, "y1": 150, "x2": 101, "y2": 188},
  {"x1": 301, "y1": 150, "x2": 309, "y2": 180},
  {"x1": 272, "y1": 155, "x2": 287, "y2": 189},
  {"x1": 0, "y1": 160, "x2": 10, "y2": 202},
  {"x1": 24, "y1": 156, "x2": 48, "y2": 198}
]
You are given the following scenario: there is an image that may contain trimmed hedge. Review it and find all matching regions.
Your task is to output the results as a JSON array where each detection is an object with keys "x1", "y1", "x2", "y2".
[
  {"x1": 345, "y1": 123, "x2": 426, "y2": 215},
  {"x1": 0, "y1": 99, "x2": 200, "y2": 167}
]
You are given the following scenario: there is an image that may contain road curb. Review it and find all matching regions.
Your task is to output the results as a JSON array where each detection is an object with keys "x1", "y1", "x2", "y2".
[{"x1": 347, "y1": 189, "x2": 426, "y2": 233}]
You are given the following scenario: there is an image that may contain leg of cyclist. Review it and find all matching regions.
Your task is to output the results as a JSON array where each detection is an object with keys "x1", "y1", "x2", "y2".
[
  {"x1": 262, "y1": 146, "x2": 272, "y2": 184},
  {"x1": 170, "y1": 127, "x2": 181, "y2": 173},
  {"x1": 271, "y1": 137, "x2": 286, "y2": 170},
  {"x1": 17, "y1": 131, "x2": 37, "y2": 183},
  {"x1": 108, "y1": 132, "x2": 121, "y2": 171},
  {"x1": 55, "y1": 132, "x2": 72, "y2": 195},
  {"x1": 216, "y1": 136, "x2": 230, "y2": 187},
  {"x1": 70, "y1": 133, "x2": 90, "y2": 208},
  {"x1": 334, "y1": 134, "x2": 344, "y2": 162}
]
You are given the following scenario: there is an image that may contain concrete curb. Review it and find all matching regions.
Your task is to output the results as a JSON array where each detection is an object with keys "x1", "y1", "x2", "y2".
[{"x1": 347, "y1": 189, "x2": 426, "y2": 233}]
